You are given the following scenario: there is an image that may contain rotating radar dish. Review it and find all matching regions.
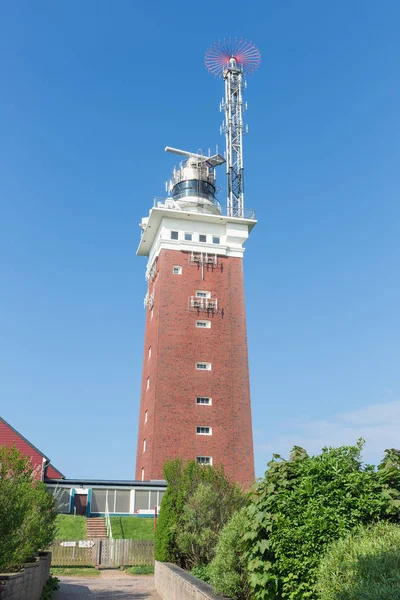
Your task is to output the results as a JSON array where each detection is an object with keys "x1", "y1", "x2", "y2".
[{"x1": 205, "y1": 38, "x2": 261, "y2": 78}]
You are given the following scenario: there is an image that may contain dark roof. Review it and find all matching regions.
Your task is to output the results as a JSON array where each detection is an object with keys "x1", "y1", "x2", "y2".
[
  {"x1": 0, "y1": 416, "x2": 65, "y2": 478},
  {"x1": 45, "y1": 478, "x2": 166, "y2": 488}
]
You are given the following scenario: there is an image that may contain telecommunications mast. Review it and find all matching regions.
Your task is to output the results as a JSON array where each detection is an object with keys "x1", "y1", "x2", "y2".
[{"x1": 205, "y1": 38, "x2": 260, "y2": 218}]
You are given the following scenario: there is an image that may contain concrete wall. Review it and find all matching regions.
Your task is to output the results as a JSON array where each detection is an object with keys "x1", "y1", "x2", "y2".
[
  {"x1": 155, "y1": 561, "x2": 229, "y2": 600},
  {"x1": 0, "y1": 552, "x2": 51, "y2": 600}
]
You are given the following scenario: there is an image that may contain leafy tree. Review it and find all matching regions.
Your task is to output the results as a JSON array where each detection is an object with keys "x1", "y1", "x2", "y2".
[
  {"x1": 315, "y1": 521, "x2": 400, "y2": 600},
  {"x1": 244, "y1": 440, "x2": 399, "y2": 600},
  {"x1": 209, "y1": 507, "x2": 252, "y2": 600},
  {"x1": 154, "y1": 458, "x2": 245, "y2": 568},
  {"x1": 0, "y1": 445, "x2": 57, "y2": 572}
]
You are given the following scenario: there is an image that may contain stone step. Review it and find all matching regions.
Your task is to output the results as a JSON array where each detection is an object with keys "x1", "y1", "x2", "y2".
[{"x1": 86, "y1": 517, "x2": 107, "y2": 539}]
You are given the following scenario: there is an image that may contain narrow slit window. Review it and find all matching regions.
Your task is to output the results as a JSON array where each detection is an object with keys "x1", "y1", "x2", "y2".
[
  {"x1": 196, "y1": 362, "x2": 211, "y2": 371},
  {"x1": 196, "y1": 320, "x2": 211, "y2": 329},
  {"x1": 196, "y1": 397, "x2": 212, "y2": 405},
  {"x1": 141, "y1": 468, "x2": 145, "y2": 481},
  {"x1": 146, "y1": 377, "x2": 150, "y2": 390},
  {"x1": 148, "y1": 346, "x2": 152, "y2": 358},
  {"x1": 197, "y1": 456, "x2": 212, "y2": 465},
  {"x1": 196, "y1": 426, "x2": 212, "y2": 435},
  {"x1": 144, "y1": 410, "x2": 148, "y2": 423},
  {"x1": 143, "y1": 439, "x2": 146, "y2": 453}
]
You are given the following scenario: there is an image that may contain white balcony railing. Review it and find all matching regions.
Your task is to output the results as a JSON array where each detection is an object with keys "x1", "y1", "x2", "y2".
[{"x1": 188, "y1": 297, "x2": 218, "y2": 312}]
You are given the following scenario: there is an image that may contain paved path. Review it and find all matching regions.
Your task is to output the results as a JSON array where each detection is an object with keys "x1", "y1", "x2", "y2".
[{"x1": 54, "y1": 572, "x2": 161, "y2": 599}]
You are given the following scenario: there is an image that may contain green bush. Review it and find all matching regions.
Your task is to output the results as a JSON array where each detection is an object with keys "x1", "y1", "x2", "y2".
[
  {"x1": 154, "y1": 458, "x2": 245, "y2": 568},
  {"x1": 191, "y1": 564, "x2": 212, "y2": 583},
  {"x1": 40, "y1": 575, "x2": 59, "y2": 599},
  {"x1": 245, "y1": 441, "x2": 400, "y2": 600},
  {"x1": 315, "y1": 522, "x2": 400, "y2": 600},
  {"x1": 209, "y1": 507, "x2": 251, "y2": 600},
  {"x1": 0, "y1": 445, "x2": 57, "y2": 572}
]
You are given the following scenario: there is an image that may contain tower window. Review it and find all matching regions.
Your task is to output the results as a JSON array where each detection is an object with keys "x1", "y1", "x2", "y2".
[
  {"x1": 196, "y1": 362, "x2": 211, "y2": 371},
  {"x1": 144, "y1": 410, "x2": 148, "y2": 423},
  {"x1": 185, "y1": 233, "x2": 192, "y2": 241},
  {"x1": 197, "y1": 456, "x2": 212, "y2": 465},
  {"x1": 196, "y1": 320, "x2": 211, "y2": 328},
  {"x1": 146, "y1": 377, "x2": 150, "y2": 390},
  {"x1": 148, "y1": 346, "x2": 152, "y2": 358},
  {"x1": 212, "y1": 236, "x2": 220, "y2": 244},
  {"x1": 143, "y1": 439, "x2": 146, "y2": 453},
  {"x1": 141, "y1": 468, "x2": 145, "y2": 481},
  {"x1": 196, "y1": 397, "x2": 212, "y2": 405},
  {"x1": 196, "y1": 290, "x2": 211, "y2": 298},
  {"x1": 196, "y1": 426, "x2": 212, "y2": 435},
  {"x1": 173, "y1": 266, "x2": 182, "y2": 275},
  {"x1": 171, "y1": 231, "x2": 179, "y2": 240},
  {"x1": 199, "y1": 234, "x2": 207, "y2": 243},
  {"x1": 196, "y1": 396, "x2": 212, "y2": 405}
]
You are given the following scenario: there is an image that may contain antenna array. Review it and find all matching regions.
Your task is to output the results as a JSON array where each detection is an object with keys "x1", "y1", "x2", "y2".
[{"x1": 205, "y1": 38, "x2": 260, "y2": 218}]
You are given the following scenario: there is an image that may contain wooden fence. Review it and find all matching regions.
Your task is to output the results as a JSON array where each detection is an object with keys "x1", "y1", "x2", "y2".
[{"x1": 50, "y1": 539, "x2": 154, "y2": 567}]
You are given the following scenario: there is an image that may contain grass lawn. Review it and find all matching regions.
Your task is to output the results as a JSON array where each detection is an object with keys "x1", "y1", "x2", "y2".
[
  {"x1": 55, "y1": 515, "x2": 87, "y2": 540},
  {"x1": 51, "y1": 567, "x2": 100, "y2": 577},
  {"x1": 110, "y1": 517, "x2": 154, "y2": 540},
  {"x1": 125, "y1": 566, "x2": 154, "y2": 575}
]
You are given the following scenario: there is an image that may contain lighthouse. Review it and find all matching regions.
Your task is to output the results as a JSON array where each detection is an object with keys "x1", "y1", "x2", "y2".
[{"x1": 135, "y1": 39, "x2": 260, "y2": 488}]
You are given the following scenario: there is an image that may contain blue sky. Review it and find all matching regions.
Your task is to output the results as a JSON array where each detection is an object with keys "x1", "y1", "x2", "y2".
[{"x1": 1, "y1": 1, "x2": 399, "y2": 479}]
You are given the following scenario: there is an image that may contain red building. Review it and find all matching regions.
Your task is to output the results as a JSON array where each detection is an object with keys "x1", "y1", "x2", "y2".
[
  {"x1": 0, "y1": 416, "x2": 64, "y2": 480},
  {"x1": 135, "y1": 150, "x2": 256, "y2": 488}
]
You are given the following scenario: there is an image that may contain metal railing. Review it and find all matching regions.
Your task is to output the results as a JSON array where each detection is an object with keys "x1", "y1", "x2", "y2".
[
  {"x1": 104, "y1": 494, "x2": 113, "y2": 541},
  {"x1": 188, "y1": 297, "x2": 218, "y2": 312},
  {"x1": 152, "y1": 197, "x2": 256, "y2": 220}
]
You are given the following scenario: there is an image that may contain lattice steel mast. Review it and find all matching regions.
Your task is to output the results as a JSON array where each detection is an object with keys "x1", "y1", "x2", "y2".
[{"x1": 205, "y1": 39, "x2": 260, "y2": 218}]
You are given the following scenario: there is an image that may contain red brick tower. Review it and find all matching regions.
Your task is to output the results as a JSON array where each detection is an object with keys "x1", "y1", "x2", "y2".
[{"x1": 135, "y1": 147, "x2": 256, "y2": 488}]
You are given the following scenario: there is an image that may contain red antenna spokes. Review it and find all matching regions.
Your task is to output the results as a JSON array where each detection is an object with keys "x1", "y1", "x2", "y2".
[{"x1": 205, "y1": 37, "x2": 261, "y2": 78}]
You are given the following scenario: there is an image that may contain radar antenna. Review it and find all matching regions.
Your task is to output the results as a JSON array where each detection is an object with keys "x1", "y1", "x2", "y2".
[{"x1": 205, "y1": 38, "x2": 260, "y2": 218}]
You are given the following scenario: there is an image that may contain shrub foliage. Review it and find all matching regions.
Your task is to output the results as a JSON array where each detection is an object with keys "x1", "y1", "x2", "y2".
[
  {"x1": 209, "y1": 507, "x2": 251, "y2": 600},
  {"x1": 154, "y1": 458, "x2": 244, "y2": 569},
  {"x1": 0, "y1": 445, "x2": 57, "y2": 572},
  {"x1": 244, "y1": 441, "x2": 400, "y2": 600},
  {"x1": 315, "y1": 521, "x2": 400, "y2": 600}
]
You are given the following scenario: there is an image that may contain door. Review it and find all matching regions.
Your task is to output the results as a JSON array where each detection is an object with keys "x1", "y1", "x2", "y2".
[{"x1": 74, "y1": 493, "x2": 88, "y2": 516}]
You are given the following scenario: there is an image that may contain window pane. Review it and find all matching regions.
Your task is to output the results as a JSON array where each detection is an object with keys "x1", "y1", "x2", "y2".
[
  {"x1": 212, "y1": 236, "x2": 220, "y2": 244},
  {"x1": 171, "y1": 231, "x2": 178, "y2": 240},
  {"x1": 135, "y1": 490, "x2": 150, "y2": 511},
  {"x1": 150, "y1": 491, "x2": 158, "y2": 509},
  {"x1": 199, "y1": 234, "x2": 206, "y2": 242},
  {"x1": 51, "y1": 488, "x2": 71, "y2": 513},
  {"x1": 197, "y1": 456, "x2": 211, "y2": 465},
  {"x1": 115, "y1": 490, "x2": 130, "y2": 513},
  {"x1": 185, "y1": 233, "x2": 192, "y2": 241},
  {"x1": 91, "y1": 489, "x2": 108, "y2": 513},
  {"x1": 196, "y1": 397, "x2": 211, "y2": 404}
]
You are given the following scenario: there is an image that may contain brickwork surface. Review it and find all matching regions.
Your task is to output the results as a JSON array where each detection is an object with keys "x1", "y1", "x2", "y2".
[
  {"x1": 136, "y1": 249, "x2": 255, "y2": 488},
  {"x1": 54, "y1": 573, "x2": 160, "y2": 599}
]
